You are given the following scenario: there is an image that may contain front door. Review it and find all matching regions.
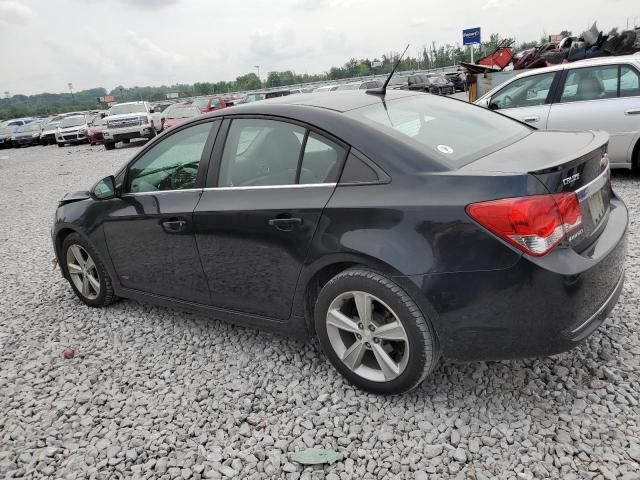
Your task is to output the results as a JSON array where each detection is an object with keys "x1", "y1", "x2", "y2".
[
  {"x1": 488, "y1": 70, "x2": 558, "y2": 127},
  {"x1": 103, "y1": 120, "x2": 219, "y2": 303},
  {"x1": 547, "y1": 63, "x2": 640, "y2": 166},
  {"x1": 194, "y1": 118, "x2": 348, "y2": 319}
]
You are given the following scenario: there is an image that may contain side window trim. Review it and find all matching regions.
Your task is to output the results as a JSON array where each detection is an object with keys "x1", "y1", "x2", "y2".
[
  {"x1": 206, "y1": 114, "x2": 350, "y2": 189},
  {"x1": 122, "y1": 118, "x2": 220, "y2": 195},
  {"x1": 294, "y1": 130, "x2": 310, "y2": 184}
]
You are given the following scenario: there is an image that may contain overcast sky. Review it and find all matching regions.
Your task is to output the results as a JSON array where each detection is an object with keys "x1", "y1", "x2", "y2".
[{"x1": 1, "y1": 0, "x2": 638, "y2": 95}]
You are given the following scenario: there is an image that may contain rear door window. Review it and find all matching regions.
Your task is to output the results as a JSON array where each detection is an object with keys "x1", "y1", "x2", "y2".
[
  {"x1": 299, "y1": 133, "x2": 347, "y2": 184},
  {"x1": 559, "y1": 65, "x2": 619, "y2": 102},
  {"x1": 218, "y1": 119, "x2": 304, "y2": 187},
  {"x1": 619, "y1": 65, "x2": 640, "y2": 98}
]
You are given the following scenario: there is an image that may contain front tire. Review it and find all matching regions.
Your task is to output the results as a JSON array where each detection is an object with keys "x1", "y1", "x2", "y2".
[
  {"x1": 104, "y1": 141, "x2": 115, "y2": 150},
  {"x1": 57, "y1": 142, "x2": 64, "y2": 147},
  {"x1": 314, "y1": 268, "x2": 439, "y2": 394},
  {"x1": 62, "y1": 233, "x2": 116, "y2": 307}
]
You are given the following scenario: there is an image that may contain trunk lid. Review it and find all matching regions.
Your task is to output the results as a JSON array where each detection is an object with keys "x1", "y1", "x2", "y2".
[{"x1": 461, "y1": 130, "x2": 611, "y2": 252}]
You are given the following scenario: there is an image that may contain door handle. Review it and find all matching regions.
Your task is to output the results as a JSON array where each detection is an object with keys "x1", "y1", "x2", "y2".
[
  {"x1": 161, "y1": 218, "x2": 187, "y2": 233},
  {"x1": 523, "y1": 116, "x2": 539, "y2": 123},
  {"x1": 268, "y1": 217, "x2": 302, "y2": 231},
  {"x1": 625, "y1": 109, "x2": 640, "y2": 115}
]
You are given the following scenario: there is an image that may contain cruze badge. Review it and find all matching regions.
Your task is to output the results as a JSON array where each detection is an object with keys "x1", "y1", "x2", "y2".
[
  {"x1": 562, "y1": 173, "x2": 580, "y2": 186},
  {"x1": 600, "y1": 154, "x2": 609, "y2": 168}
]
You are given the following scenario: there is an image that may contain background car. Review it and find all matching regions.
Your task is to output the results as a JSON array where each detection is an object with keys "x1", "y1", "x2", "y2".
[
  {"x1": 0, "y1": 124, "x2": 12, "y2": 148},
  {"x1": 424, "y1": 74, "x2": 456, "y2": 95},
  {"x1": 313, "y1": 85, "x2": 340, "y2": 92},
  {"x1": 56, "y1": 114, "x2": 90, "y2": 147},
  {"x1": 11, "y1": 123, "x2": 43, "y2": 147},
  {"x1": 88, "y1": 116, "x2": 106, "y2": 145},
  {"x1": 192, "y1": 96, "x2": 230, "y2": 113},
  {"x1": 445, "y1": 71, "x2": 467, "y2": 91},
  {"x1": 475, "y1": 55, "x2": 640, "y2": 169},
  {"x1": 52, "y1": 90, "x2": 626, "y2": 394},
  {"x1": 162, "y1": 104, "x2": 202, "y2": 129},
  {"x1": 40, "y1": 116, "x2": 65, "y2": 145},
  {"x1": 335, "y1": 80, "x2": 383, "y2": 90}
]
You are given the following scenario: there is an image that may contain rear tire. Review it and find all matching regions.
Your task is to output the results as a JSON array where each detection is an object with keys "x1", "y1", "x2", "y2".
[
  {"x1": 122, "y1": 139, "x2": 130, "y2": 144},
  {"x1": 314, "y1": 268, "x2": 439, "y2": 394},
  {"x1": 57, "y1": 142, "x2": 64, "y2": 147},
  {"x1": 104, "y1": 141, "x2": 115, "y2": 150},
  {"x1": 62, "y1": 233, "x2": 117, "y2": 308}
]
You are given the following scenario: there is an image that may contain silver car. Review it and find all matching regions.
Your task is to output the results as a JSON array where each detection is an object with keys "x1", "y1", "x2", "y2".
[{"x1": 476, "y1": 54, "x2": 640, "y2": 170}]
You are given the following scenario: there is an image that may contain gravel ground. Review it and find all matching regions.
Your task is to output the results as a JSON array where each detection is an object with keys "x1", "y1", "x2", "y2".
[{"x1": 0, "y1": 143, "x2": 639, "y2": 480}]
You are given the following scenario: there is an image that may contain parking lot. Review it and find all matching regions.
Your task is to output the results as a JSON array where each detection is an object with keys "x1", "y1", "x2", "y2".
[{"x1": 1, "y1": 143, "x2": 639, "y2": 479}]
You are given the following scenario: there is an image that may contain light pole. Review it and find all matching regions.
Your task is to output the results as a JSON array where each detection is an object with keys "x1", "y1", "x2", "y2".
[
  {"x1": 254, "y1": 65, "x2": 261, "y2": 85},
  {"x1": 68, "y1": 82, "x2": 74, "y2": 100}
]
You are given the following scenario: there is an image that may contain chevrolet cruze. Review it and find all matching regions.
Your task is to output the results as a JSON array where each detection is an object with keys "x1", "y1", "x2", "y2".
[{"x1": 52, "y1": 91, "x2": 627, "y2": 394}]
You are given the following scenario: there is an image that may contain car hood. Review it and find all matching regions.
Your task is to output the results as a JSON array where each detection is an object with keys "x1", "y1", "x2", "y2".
[
  {"x1": 59, "y1": 125, "x2": 86, "y2": 133},
  {"x1": 164, "y1": 118, "x2": 191, "y2": 128}
]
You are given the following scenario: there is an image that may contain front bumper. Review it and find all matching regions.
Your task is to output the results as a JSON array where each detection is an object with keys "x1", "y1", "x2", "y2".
[
  {"x1": 12, "y1": 136, "x2": 39, "y2": 147},
  {"x1": 57, "y1": 132, "x2": 87, "y2": 144},
  {"x1": 408, "y1": 196, "x2": 628, "y2": 362},
  {"x1": 103, "y1": 125, "x2": 154, "y2": 142}
]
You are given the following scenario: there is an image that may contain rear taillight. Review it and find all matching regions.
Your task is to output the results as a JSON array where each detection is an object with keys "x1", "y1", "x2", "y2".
[{"x1": 466, "y1": 193, "x2": 582, "y2": 257}]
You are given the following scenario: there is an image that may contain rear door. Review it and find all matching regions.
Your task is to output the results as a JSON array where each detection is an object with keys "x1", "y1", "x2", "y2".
[
  {"x1": 488, "y1": 70, "x2": 559, "y2": 127},
  {"x1": 547, "y1": 63, "x2": 640, "y2": 167},
  {"x1": 194, "y1": 117, "x2": 348, "y2": 319}
]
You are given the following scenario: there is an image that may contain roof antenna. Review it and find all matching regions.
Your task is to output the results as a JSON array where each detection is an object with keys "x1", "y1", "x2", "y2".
[{"x1": 366, "y1": 44, "x2": 410, "y2": 97}]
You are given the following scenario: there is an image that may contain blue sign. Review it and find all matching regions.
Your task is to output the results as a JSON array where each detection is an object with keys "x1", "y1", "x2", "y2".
[{"x1": 463, "y1": 27, "x2": 481, "y2": 46}]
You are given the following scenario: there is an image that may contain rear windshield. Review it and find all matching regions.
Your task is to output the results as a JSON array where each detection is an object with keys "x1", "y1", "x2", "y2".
[{"x1": 347, "y1": 95, "x2": 531, "y2": 166}]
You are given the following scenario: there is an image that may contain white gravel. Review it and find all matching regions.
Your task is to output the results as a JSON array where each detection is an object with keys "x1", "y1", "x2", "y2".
[{"x1": 0, "y1": 143, "x2": 639, "y2": 480}]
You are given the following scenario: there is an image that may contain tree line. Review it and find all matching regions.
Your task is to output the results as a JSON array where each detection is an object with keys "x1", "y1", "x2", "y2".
[{"x1": 0, "y1": 28, "x2": 619, "y2": 120}]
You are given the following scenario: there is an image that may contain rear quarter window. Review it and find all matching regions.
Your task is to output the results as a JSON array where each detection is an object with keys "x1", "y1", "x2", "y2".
[{"x1": 347, "y1": 95, "x2": 531, "y2": 167}]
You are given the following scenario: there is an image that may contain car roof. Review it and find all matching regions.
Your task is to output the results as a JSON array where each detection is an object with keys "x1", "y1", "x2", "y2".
[
  {"x1": 511, "y1": 53, "x2": 640, "y2": 80},
  {"x1": 233, "y1": 89, "x2": 421, "y2": 113}
]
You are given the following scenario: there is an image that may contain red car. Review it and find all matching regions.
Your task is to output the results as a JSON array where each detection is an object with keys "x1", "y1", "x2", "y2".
[
  {"x1": 193, "y1": 96, "x2": 230, "y2": 113},
  {"x1": 88, "y1": 116, "x2": 107, "y2": 145},
  {"x1": 161, "y1": 104, "x2": 202, "y2": 130}
]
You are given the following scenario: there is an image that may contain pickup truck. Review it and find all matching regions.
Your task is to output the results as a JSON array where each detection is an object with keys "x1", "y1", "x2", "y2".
[{"x1": 102, "y1": 101, "x2": 162, "y2": 150}]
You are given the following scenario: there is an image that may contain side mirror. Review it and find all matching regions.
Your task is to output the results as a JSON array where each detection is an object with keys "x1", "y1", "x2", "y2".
[
  {"x1": 92, "y1": 175, "x2": 116, "y2": 200},
  {"x1": 150, "y1": 108, "x2": 156, "y2": 113},
  {"x1": 100, "y1": 112, "x2": 106, "y2": 118},
  {"x1": 488, "y1": 102, "x2": 499, "y2": 111}
]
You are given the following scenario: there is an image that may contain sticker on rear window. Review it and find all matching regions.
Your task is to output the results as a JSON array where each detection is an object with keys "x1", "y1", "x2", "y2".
[{"x1": 437, "y1": 144, "x2": 454, "y2": 154}]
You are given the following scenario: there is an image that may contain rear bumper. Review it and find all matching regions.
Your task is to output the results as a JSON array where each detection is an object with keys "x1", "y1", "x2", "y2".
[{"x1": 408, "y1": 196, "x2": 628, "y2": 362}]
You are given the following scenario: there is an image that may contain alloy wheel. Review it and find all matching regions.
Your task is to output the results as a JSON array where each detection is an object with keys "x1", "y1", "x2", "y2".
[
  {"x1": 326, "y1": 291, "x2": 409, "y2": 382},
  {"x1": 66, "y1": 244, "x2": 101, "y2": 300}
]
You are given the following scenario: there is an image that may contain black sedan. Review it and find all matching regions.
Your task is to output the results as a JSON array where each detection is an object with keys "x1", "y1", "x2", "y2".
[
  {"x1": 52, "y1": 91, "x2": 627, "y2": 394},
  {"x1": 12, "y1": 123, "x2": 43, "y2": 147}
]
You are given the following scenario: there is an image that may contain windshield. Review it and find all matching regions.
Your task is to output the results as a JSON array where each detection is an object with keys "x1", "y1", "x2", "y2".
[
  {"x1": 60, "y1": 116, "x2": 86, "y2": 128},
  {"x1": 109, "y1": 103, "x2": 147, "y2": 115},
  {"x1": 165, "y1": 106, "x2": 200, "y2": 119},
  {"x1": 347, "y1": 95, "x2": 531, "y2": 166}
]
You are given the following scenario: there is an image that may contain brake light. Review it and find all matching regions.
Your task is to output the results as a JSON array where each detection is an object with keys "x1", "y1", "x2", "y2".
[{"x1": 466, "y1": 193, "x2": 582, "y2": 257}]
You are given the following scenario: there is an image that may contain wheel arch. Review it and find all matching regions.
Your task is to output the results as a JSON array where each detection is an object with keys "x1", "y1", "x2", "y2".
[
  {"x1": 632, "y1": 136, "x2": 640, "y2": 172},
  {"x1": 294, "y1": 253, "x2": 440, "y2": 338}
]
